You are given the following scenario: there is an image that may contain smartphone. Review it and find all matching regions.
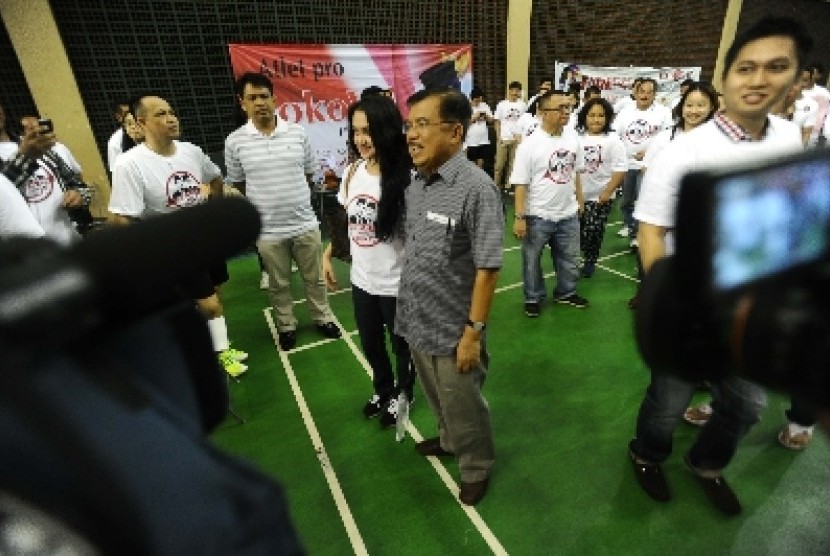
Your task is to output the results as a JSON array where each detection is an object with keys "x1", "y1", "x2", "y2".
[{"x1": 38, "y1": 118, "x2": 53, "y2": 134}]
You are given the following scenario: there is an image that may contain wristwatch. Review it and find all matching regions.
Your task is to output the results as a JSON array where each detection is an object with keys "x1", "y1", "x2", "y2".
[
  {"x1": 514, "y1": 213, "x2": 525, "y2": 220},
  {"x1": 466, "y1": 319, "x2": 486, "y2": 332}
]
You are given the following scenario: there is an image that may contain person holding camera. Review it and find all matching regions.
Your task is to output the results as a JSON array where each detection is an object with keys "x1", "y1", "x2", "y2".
[
  {"x1": 4, "y1": 116, "x2": 91, "y2": 246},
  {"x1": 628, "y1": 17, "x2": 809, "y2": 515}
]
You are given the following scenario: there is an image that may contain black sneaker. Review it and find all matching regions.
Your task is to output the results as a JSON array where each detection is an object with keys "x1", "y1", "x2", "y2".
[
  {"x1": 278, "y1": 330, "x2": 296, "y2": 351},
  {"x1": 380, "y1": 397, "x2": 400, "y2": 428},
  {"x1": 554, "y1": 294, "x2": 589, "y2": 308},
  {"x1": 363, "y1": 394, "x2": 384, "y2": 418},
  {"x1": 524, "y1": 302, "x2": 541, "y2": 317},
  {"x1": 316, "y1": 322, "x2": 342, "y2": 338}
]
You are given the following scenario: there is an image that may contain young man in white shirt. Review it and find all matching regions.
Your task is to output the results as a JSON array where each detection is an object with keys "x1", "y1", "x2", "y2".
[
  {"x1": 629, "y1": 16, "x2": 810, "y2": 516},
  {"x1": 493, "y1": 81, "x2": 526, "y2": 191},
  {"x1": 225, "y1": 72, "x2": 340, "y2": 352},
  {"x1": 106, "y1": 100, "x2": 130, "y2": 174},
  {"x1": 511, "y1": 90, "x2": 586, "y2": 317},
  {"x1": 613, "y1": 78, "x2": 673, "y2": 245}
]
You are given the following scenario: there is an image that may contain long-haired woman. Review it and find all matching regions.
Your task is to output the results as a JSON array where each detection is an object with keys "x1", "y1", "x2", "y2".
[{"x1": 322, "y1": 95, "x2": 414, "y2": 428}]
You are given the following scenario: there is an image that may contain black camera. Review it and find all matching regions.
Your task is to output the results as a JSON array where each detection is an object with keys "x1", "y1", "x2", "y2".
[{"x1": 636, "y1": 149, "x2": 830, "y2": 410}]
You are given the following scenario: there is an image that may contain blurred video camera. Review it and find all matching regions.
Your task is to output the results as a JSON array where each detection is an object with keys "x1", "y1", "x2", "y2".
[{"x1": 636, "y1": 148, "x2": 830, "y2": 410}]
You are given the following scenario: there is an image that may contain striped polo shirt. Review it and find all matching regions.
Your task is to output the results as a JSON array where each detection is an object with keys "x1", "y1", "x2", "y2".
[
  {"x1": 224, "y1": 118, "x2": 318, "y2": 240},
  {"x1": 395, "y1": 150, "x2": 504, "y2": 355}
]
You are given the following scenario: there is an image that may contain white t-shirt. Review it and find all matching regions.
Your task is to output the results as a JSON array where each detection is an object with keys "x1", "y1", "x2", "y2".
[
  {"x1": 578, "y1": 133, "x2": 627, "y2": 201},
  {"x1": 804, "y1": 85, "x2": 830, "y2": 145},
  {"x1": 643, "y1": 127, "x2": 683, "y2": 169},
  {"x1": 793, "y1": 96, "x2": 819, "y2": 133},
  {"x1": 337, "y1": 161, "x2": 404, "y2": 297},
  {"x1": 9, "y1": 142, "x2": 83, "y2": 246},
  {"x1": 109, "y1": 141, "x2": 221, "y2": 219},
  {"x1": 465, "y1": 102, "x2": 492, "y2": 147},
  {"x1": 494, "y1": 99, "x2": 527, "y2": 141},
  {"x1": 613, "y1": 95, "x2": 635, "y2": 114},
  {"x1": 517, "y1": 112, "x2": 540, "y2": 138},
  {"x1": 107, "y1": 128, "x2": 123, "y2": 172},
  {"x1": 0, "y1": 174, "x2": 44, "y2": 240},
  {"x1": 510, "y1": 129, "x2": 583, "y2": 221},
  {"x1": 634, "y1": 116, "x2": 802, "y2": 255},
  {"x1": 614, "y1": 103, "x2": 673, "y2": 170}
]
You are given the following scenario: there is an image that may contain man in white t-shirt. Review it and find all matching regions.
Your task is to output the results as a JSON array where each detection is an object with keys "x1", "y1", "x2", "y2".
[
  {"x1": 791, "y1": 68, "x2": 819, "y2": 145},
  {"x1": 110, "y1": 94, "x2": 248, "y2": 378},
  {"x1": 0, "y1": 173, "x2": 44, "y2": 239},
  {"x1": 629, "y1": 16, "x2": 810, "y2": 516},
  {"x1": 493, "y1": 81, "x2": 526, "y2": 191},
  {"x1": 510, "y1": 91, "x2": 586, "y2": 317},
  {"x1": 15, "y1": 116, "x2": 90, "y2": 246},
  {"x1": 613, "y1": 78, "x2": 673, "y2": 244},
  {"x1": 106, "y1": 100, "x2": 130, "y2": 173},
  {"x1": 613, "y1": 77, "x2": 642, "y2": 115},
  {"x1": 803, "y1": 63, "x2": 830, "y2": 145},
  {"x1": 224, "y1": 72, "x2": 340, "y2": 352}
]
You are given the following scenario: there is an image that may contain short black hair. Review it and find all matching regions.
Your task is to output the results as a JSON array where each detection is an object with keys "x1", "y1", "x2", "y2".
[
  {"x1": 470, "y1": 86, "x2": 484, "y2": 100},
  {"x1": 680, "y1": 78, "x2": 694, "y2": 88},
  {"x1": 361, "y1": 85, "x2": 385, "y2": 99},
  {"x1": 536, "y1": 89, "x2": 569, "y2": 110},
  {"x1": 235, "y1": 72, "x2": 273, "y2": 97},
  {"x1": 508, "y1": 81, "x2": 522, "y2": 90},
  {"x1": 637, "y1": 78, "x2": 658, "y2": 93},
  {"x1": 576, "y1": 97, "x2": 615, "y2": 134},
  {"x1": 407, "y1": 87, "x2": 472, "y2": 136},
  {"x1": 809, "y1": 62, "x2": 826, "y2": 77},
  {"x1": 722, "y1": 16, "x2": 813, "y2": 79}
]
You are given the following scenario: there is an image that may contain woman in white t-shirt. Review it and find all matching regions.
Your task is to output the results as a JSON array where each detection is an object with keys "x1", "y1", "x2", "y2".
[
  {"x1": 575, "y1": 97, "x2": 627, "y2": 277},
  {"x1": 643, "y1": 82, "x2": 720, "y2": 170},
  {"x1": 322, "y1": 95, "x2": 413, "y2": 428}
]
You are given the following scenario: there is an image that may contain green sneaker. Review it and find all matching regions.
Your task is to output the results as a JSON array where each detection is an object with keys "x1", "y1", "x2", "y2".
[
  {"x1": 218, "y1": 351, "x2": 247, "y2": 378},
  {"x1": 223, "y1": 347, "x2": 248, "y2": 362}
]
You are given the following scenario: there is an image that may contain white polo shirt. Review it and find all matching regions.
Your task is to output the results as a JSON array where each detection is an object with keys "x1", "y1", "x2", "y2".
[
  {"x1": 510, "y1": 128, "x2": 582, "y2": 221},
  {"x1": 107, "y1": 128, "x2": 123, "y2": 172},
  {"x1": 614, "y1": 103, "x2": 673, "y2": 170},
  {"x1": 635, "y1": 114, "x2": 802, "y2": 255},
  {"x1": 578, "y1": 133, "x2": 627, "y2": 201},
  {"x1": 337, "y1": 161, "x2": 404, "y2": 297},
  {"x1": 225, "y1": 118, "x2": 318, "y2": 240},
  {"x1": 793, "y1": 96, "x2": 819, "y2": 133}
]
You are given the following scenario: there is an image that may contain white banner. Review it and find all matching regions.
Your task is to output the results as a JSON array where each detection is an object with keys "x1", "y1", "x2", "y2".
[{"x1": 554, "y1": 63, "x2": 702, "y2": 108}]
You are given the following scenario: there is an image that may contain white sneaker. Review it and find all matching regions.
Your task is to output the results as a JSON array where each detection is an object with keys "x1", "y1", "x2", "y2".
[
  {"x1": 629, "y1": 238, "x2": 639, "y2": 249},
  {"x1": 259, "y1": 271, "x2": 269, "y2": 289},
  {"x1": 617, "y1": 226, "x2": 630, "y2": 237},
  {"x1": 778, "y1": 422, "x2": 814, "y2": 450}
]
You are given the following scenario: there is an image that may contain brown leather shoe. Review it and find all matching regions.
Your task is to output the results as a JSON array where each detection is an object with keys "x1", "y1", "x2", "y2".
[
  {"x1": 415, "y1": 437, "x2": 453, "y2": 457},
  {"x1": 459, "y1": 477, "x2": 489, "y2": 506}
]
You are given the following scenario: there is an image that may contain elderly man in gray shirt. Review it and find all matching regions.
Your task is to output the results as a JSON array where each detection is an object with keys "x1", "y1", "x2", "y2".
[{"x1": 397, "y1": 88, "x2": 503, "y2": 506}]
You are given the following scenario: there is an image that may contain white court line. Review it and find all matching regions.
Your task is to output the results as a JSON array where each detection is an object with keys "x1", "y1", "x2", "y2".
[
  {"x1": 266, "y1": 244, "x2": 635, "y2": 554},
  {"x1": 330, "y1": 313, "x2": 509, "y2": 556},
  {"x1": 264, "y1": 309, "x2": 369, "y2": 556}
]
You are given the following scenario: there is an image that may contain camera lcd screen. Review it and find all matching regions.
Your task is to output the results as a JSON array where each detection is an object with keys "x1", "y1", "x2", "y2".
[{"x1": 712, "y1": 158, "x2": 830, "y2": 291}]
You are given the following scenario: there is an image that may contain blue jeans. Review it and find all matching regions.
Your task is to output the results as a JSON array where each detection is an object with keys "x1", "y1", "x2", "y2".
[
  {"x1": 521, "y1": 214, "x2": 580, "y2": 303},
  {"x1": 630, "y1": 371, "x2": 766, "y2": 472},
  {"x1": 621, "y1": 169, "x2": 642, "y2": 237}
]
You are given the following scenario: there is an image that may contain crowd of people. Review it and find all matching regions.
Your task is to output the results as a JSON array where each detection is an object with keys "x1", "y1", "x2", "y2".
[{"x1": 1, "y1": 14, "x2": 827, "y2": 512}]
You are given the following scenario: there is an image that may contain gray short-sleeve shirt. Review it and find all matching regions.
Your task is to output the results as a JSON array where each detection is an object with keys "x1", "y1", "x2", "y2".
[{"x1": 395, "y1": 151, "x2": 504, "y2": 355}]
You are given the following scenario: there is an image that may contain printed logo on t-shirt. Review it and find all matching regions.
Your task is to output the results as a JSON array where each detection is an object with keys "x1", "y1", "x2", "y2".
[
  {"x1": 166, "y1": 171, "x2": 204, "y2": 208},
  {"x1": 348, "y1": 194, "x2": 379, "y2": 247},
  {"x1": 543, "y1": 149, "x2": 577, "y2": 184},
  {"x1": 624, "y1": 119, "x2": 659, "y2": 145},
  {"x1": 525, "y1": 121, "x2": 540, "y2": 136},
  {"x1": 583, "y1": 144, "x2": 604, "y2": 174},
  {"x1": 505, "y1": 107, "x2": 523, "y2": 122},
  {"x1": 24, "y1": 166, "x2": 57, "y2": 203}
]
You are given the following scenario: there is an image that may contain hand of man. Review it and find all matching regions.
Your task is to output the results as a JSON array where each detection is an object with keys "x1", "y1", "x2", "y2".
[
  {"x1": 61, "y1": 189, "x2": 84, "y2": 208},
  {"x1": 19, "y1": 128, "x2": 56, "y2": 160},
  {"x1": 456, "y1": 333, "x2": 481, "y2": 373},
  {"x1": 513, "y1": 218, "x2": 526, "y2": 239}
]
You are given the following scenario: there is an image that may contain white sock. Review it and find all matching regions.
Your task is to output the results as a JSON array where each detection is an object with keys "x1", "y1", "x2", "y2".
[{"x1": 207, "y1": 316, "x2": 229, "y2": 353}]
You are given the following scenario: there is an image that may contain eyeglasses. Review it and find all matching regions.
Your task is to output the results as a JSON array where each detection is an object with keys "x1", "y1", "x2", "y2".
[
  {"x1": 539, "y1": 106, "x2": 573, "y2": 113},
  {"x1": 403, "y1": 119, "x2": 458, "y2": 133}
]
